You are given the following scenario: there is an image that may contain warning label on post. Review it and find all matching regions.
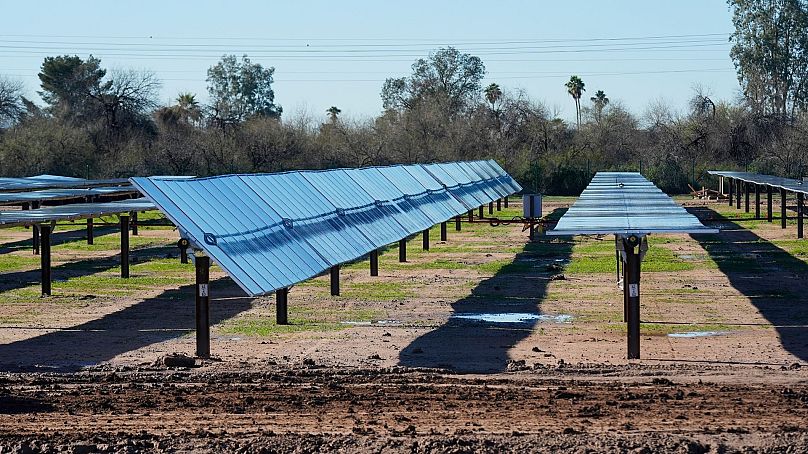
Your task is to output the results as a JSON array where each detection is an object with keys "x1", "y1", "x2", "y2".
[
  {"x1": 628, "y1": 284, "x2": 639, "y2": 297},
  {"x1": 199, "y1": 284, "x2": 209, "y2": 297}
]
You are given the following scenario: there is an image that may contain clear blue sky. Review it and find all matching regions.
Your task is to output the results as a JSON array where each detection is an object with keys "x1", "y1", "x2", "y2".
[{"x1": 1, "y1": 1, "x2": 738, "y2": 123}]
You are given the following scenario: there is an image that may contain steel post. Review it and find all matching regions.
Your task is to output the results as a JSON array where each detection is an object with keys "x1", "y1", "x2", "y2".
[
  {"x1": 754, "y1": 184, "x2": 761, "y2": 219},
  {"x1": 497, "y1": 199, "x2": 501, "y2": 211},
  {"x1": 399, "y1": 239, "x2": 407, "y2": 262},
  {"x1": 120, "y1": 214, "x2": 130, "y2": 278},
  {"x1": 195, "y1": 254, "x2": 210, "y2": 358},
  {"x1": 488, "y1": 202, "x2": 493, "y2": 214},
  {"x1": 468, "y1": 210, "x2": 473, "y2": 222},
  {"x1": 422, "y1": 228, "x2": 430, "y2": 251},
  {"x1": 736, "y1": 179, "x2": 742, "y2": 210},
  {"x1": 86, "y1": 218, "x2": 94, "y2": 245},
  {"x1": 623, "y1": 237, "x2": 641, "y2": 360},
  {"x1": 478, "y1": 206, "x2": 484, "y2": 218},
  {"x1": 276, "y1": 288, "x2": 288, "y2": 325},
  {"x1": 330, "y1": 265, "x2": 340, "y2": 296},
  {"x1": 455, "y1": 216, "x2": 461, "y2": 231},
  {"x1": 744, "y1": 182, "x2": 750, "y2": 213},
  {"x1": 781, "y1": 188, "x2": 788, "y2": 229},
  {"x1": 369, "y1": 249, "x2": 379, "y2": 276},
  {"x1": 131, "y1": 211, "x2": 138, "y2": 236},
  {"x1": 767, "y1": 186, "x2": 773, "y2": 222},
  {"x1": 440, "y1": 222, "x2": 447, "y2": 241},
  {"x1": 504, "y1": 197, "x2": 509, "y2": 208},
  {"x1": 40, "y1": 224, "x2": 51, "y2": 297},
  {"x1": 798, "y1": 193, "x2": 804, "y2": 239},
  {"x1": 728, "y1": 178, "x2": 733, "y2": 206}
]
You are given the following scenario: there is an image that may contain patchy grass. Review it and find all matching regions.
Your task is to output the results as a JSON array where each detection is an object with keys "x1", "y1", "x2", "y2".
[
  {"x1": 222, "y1": 307, "x2": 382, "y2": 336},
  {"x1": 0, "y1": 253, "x2": 40, "y2": 272},
  {"x1": 565, "y1": 239, "x2": 695, "y2": 274}
]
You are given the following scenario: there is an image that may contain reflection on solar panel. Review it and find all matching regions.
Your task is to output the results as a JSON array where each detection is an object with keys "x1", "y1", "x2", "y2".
[
  {"x1": 549, "y1": 172, "x2": 718, "y2": 236},
  {"x1": 0, "y1": 198, "x2": 155, "y2": 227},
  {"x1": 131, "y1": 160, "x2": 521, "y2": 297},
  {"x1": 708, "y1": 171, "x2": 808, "y2": 195},
  {"x1": 0, "y1": 175, "x2": 131, "y2": 192},
  {"x1": 0, "y1": 187, "x2": 139, "y2": 206}
]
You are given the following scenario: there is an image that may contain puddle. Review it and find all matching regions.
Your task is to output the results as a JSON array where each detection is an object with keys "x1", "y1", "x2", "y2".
[
  {"x1": 668, "y1": 331, "x2": 730, "y2": 338},
  {"x1": 450, "y1": 312, "x2": 572, "y2": 324},
  {"x1": 341, "y1": 319, "x2": 402, "y2": 326}
]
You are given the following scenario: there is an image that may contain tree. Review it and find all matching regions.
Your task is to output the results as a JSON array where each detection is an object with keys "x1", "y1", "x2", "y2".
[
  {"x1": 728, "y1": 0, "x2": 808, "y2": 122},
  {"x1": 206, "y1": 55, "x2": 281, "y2": 127},
  {"x1": 156, "y1": 92, "x2": 202, "y2": 128},
  {"x1": 94, "y1": 69, "x2": 160, "y2": 133},
  {"x1": 0, "y1": 76, "x2": 24, "y2": 128},
  {"x1": 484, "y1": 83, "x2": 502, "y2": 111},
  {"x1": 590, "y1": 89, "x2": 609, "y2": 123},
  {"x1": 326, "y1": 106, "x2": 341, "y2": 123},
  {"x1": 565, "y1": 75, "x2": 586, "y2": 128},
  {"x1": 381, "y1": 47, "x2": 486, "y2": 115},
  {"x1": 38, "y1": 55, "x2": 110, "y2": 122}
]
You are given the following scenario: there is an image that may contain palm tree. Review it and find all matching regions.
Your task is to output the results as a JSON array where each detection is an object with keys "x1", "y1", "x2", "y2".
[
  {"x1": 565, "y1": 75, "x2": 586, "y2": 128},
  {"x1": 175, "y1": 92, "x2": 202, "y2": 125},
  {"x1": 590, "y1": 90, "x2": 609, "y2": 122},
  {"x1": 326, "y1": 106, "x2": 341, "y2": 123},
  {"x1": 484, "y1": 83, "x2": 502, "y2": 111}
]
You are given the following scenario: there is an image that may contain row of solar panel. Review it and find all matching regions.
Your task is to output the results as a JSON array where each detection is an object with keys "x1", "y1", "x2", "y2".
[
  {"x1": 707, "y1": 171, "x2": 808, "y2": 196},
  {"x1": 0, "y1": 174, "x2": 131, "y2": 192},
  {"x1": 550, "y1": 172, "x2": 718, "y2": 235},
  {"x1": 132, "y1": 160, "x2": 521, "y2": 296}
]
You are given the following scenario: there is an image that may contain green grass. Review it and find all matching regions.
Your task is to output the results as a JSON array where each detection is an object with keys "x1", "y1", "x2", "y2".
[
  {"x1": 565, "y1": 239, "x2": 695, "y2": 273},
  {"x1": 0, "y1": 253, "x2": 41, "y2": 272},
  {"x1": 222, "y1": 307, "x2": 382, "y2": 336}
]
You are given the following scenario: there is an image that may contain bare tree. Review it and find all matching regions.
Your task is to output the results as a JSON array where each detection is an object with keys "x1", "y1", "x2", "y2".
[{"x1": 0, "y1": 76, "x2": 24, "y2": 128}]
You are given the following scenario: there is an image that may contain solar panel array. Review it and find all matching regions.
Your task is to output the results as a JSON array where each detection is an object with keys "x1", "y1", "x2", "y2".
[
  {"x1": 549, "y1": 172, "x2": 718, "y2": 236},
  {"x1": 708, "y1": 171, "x2": 808, "y2": 195},
  {"x1": 131, "y1": 160, "x2": 521, "y2": 296},
  {"x1": 0, "y1": 175, "x2": 130, "y2": 192},
  {"x1": 0, "y1": 198, "x2": 155, "y2": 227},
  {"x1": 0, "y1": 187, "x2": 139, "y2": 206}
]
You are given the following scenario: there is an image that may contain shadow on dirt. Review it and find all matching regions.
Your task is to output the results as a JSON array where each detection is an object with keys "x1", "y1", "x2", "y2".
[
  {"x1": 689, "y1": 206, "x2": 808, "y2": 362},
  {"x1": 0, "y1": 277, "x2": 252, "y2": 372},
  {"x1": 398, "y1": 208, "x2": 573, "y2": 373},
  {"x1": 0, "y1": 224, "x2": 126, "y2": 255}
]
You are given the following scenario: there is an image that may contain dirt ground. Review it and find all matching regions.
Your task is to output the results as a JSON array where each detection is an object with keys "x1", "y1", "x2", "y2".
[{"x1": 0, "y1": 197, "x2": 806, "y2": 452}]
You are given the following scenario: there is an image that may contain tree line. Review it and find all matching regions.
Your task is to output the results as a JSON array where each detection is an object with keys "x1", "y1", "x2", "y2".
[{"x1": 0, "y1": 0, "x2": 807, "y2": 195}]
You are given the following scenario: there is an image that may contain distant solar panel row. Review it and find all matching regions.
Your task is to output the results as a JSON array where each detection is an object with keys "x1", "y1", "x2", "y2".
[
  {"x1": 707, "y1": 171, "x2": 808, "y2": 195},
  {"x1": 132, "y1": 160, "x2": 520, "y2": 296},
  {"x1": 0, "y1": 174, "x2": 131, "y2": 192},
  {"x1": 0, "y1": 187, "x2": 139, "y2": 206},
  {"x1": 550, "y1": 172, "x2": 717, "y2": 235},
  {"x1": 0, "y1": 198, "x2": 155, "y2": 227}
]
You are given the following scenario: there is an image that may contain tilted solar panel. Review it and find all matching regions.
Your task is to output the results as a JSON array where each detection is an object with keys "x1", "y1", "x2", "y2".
[
  {"x1": 132, "y1": 160, "x2": 522, "y2": 296},
  {"x1": 708, "y1": 170, "x2": 808, "y2": 196},
  {"x1": 549, "y1": 172, "x2": 717, "y2": 236}
]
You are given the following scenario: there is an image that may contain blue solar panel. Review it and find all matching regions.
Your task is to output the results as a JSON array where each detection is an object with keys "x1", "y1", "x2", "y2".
[
  {"x1": 708, "y1": 170, "x2": 808, "y2": 196},
  {"x1": 131, "y1": 160, "x2": 522, "y2": 296}
]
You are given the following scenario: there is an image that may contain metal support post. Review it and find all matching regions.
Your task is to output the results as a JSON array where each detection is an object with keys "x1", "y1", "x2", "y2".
[
  {"x1": 422, "y1": 228, "x2": 430, "y2": 251},
  {"x1": 399, "y1": 239, "x2": 407, "y2": 262},
  {"x1": 621, "y1": 236, "x2": 643, "y2": 360},
  {"x1": 798, "y1": 193, "x2": 804, "y2": 239},
  {"x1": 504, "y1": 197, "x2": 509, "y2": 208},
  {"x1": 468, "y1": 210, "x2": 473, "y2": 222},
  {"x1": 195, "y1": 253, "x2": 210, "y2": 358},
  {"x1": 40, "y1": 224, "x2": 51, "y2": 297},
  {"x1": 767, "y1": 186, "x2": 773, "y2": 222},
  {"x1": 744, "y1": 182, "x2": 750, "y2": 213},
  {"x1": 131, "y1": 211, "x2": 138, "y2": 236},
  {"x1": 455, "y1": 216, "x2": 461, "y2": 231},
  {"x1": 736, "y1": 179, "x2": 742, "y2": 210},
  {"x1": 440, "y1": 222, "x2": 447, "y2": 241},
  {"x1": 178, "y1": 239, "x2": 189, "y2": 264},
  {"x1": 754, "y1": 184, "x2": 761, "y2": 219},
  {"x1": 276, "y1": 288, "x2": 288, "y2": 325},
  {"x1": 120, "y1": 214, "x2": 130, "y2": 278},
  {"x1": 32, "y1": 201, "x2": 40, "y2": 255},
  {"x1": 86, "y1": 218, "x2": 94, "y2": 245},
  {"x1": 497, "y1": 199, "x2": 501, "y2": 211},
  {"x1": 781, "y1": 188, "x2": 788, "y2": 229},
  {"x1": 728, "y1": 178, "x2": 733, "y2": 206},
  {"x1": 488, "y1": 202, "x2": 493, "y2": 214},
  {"x1": 478, "y1": 206, "x2": 484, "y2": 219},
  {"x1": 370, "y1": 249, "x2": 379, "y2": 276},
  {"x1": 330, "y1": 265, "x2": 340, "y2": 296}
]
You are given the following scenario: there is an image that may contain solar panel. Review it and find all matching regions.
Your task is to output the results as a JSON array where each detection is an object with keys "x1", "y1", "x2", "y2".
[
  {"x1": 708, "y1": 170, "x2": 808, "y2": 196},
  {"x1": 0, "y1": 175, "x2": 131, "y2": 192},
  {"x1": 0, "y1": 186, "x2": 139, "y2": 206},
  {"x1": 131, "y1": 160, "x2": 522, "y2": 296},
  {"x1": 0, "y1": 198, "x2": 155, "y2": 227},
  {"x1": 549, "y1": 172, "x2": 718, "y2": 235}
]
